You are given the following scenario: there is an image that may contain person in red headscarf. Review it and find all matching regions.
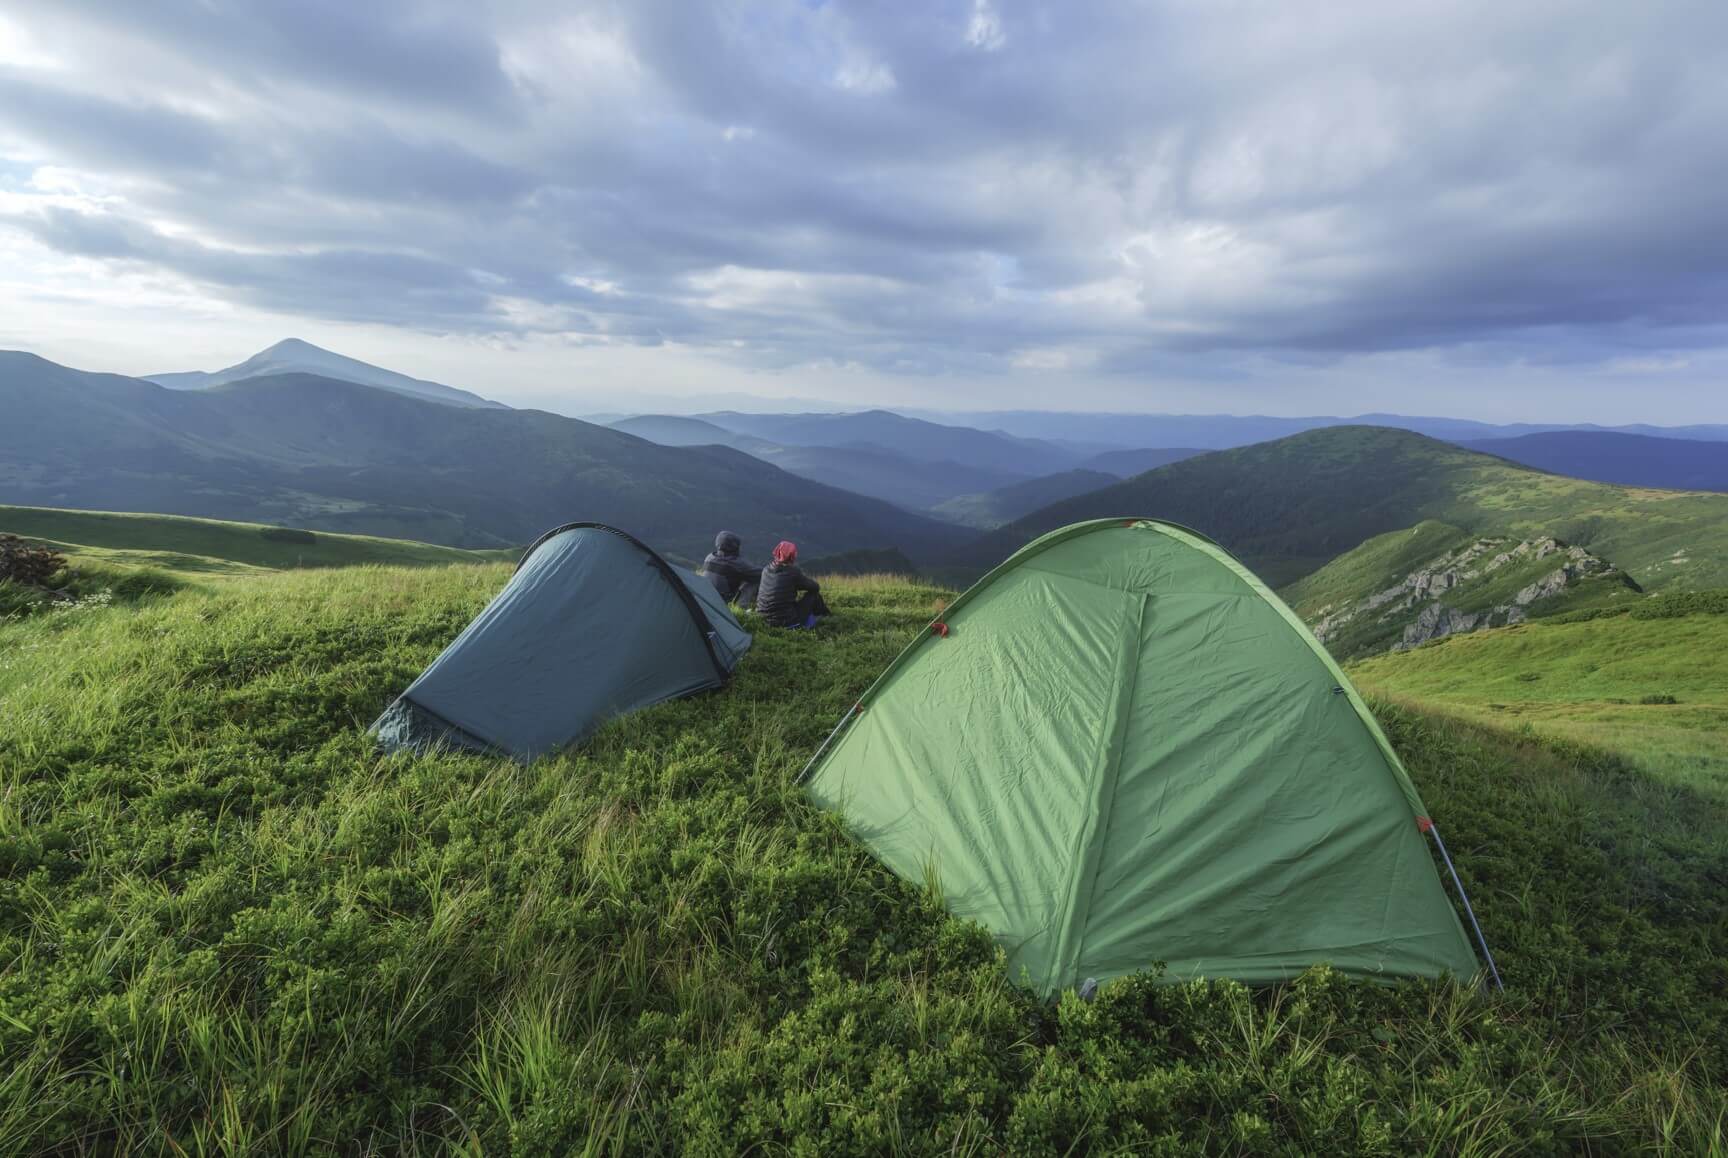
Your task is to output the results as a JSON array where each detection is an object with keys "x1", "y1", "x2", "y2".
[{"x1": 755, "y1": 540, "x2": 832, "y2": 628}]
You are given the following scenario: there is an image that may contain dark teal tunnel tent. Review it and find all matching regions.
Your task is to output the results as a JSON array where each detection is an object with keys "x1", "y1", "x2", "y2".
[{"x1": 370, "y1": 522, "x2": 751, "y2": 761}]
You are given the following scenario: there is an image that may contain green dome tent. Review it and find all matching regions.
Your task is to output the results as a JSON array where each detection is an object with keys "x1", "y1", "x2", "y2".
[
  {"x1": 804, "y1": 519, "x2": 1487, "y2": 994},
  {"x1": 371, "y1": 522, "x2": 751, "y2": 762}
]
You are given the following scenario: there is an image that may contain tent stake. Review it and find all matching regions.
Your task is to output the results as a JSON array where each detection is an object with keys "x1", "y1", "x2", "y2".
[
  {"x1": 1423, "y1": 819, "x2": 1504, "y2": 992},
  {"x1": 796, "y1": 702, "x2": 861, "y2": 784}
]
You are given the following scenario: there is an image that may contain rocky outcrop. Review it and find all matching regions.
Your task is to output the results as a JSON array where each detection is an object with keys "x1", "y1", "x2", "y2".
[
  {"x1": 1309, "y1": 534, "x2": 1629, "y2": 654},
  {"x1": 1400, "y1": 603, "x2": 1482, "y2": 647},
  {"x1": 0, "y1": 533, "x2": 65, "y2": 587}
]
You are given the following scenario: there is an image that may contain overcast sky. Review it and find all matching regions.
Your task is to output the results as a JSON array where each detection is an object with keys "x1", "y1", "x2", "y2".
[{"x1": 2, "y1": 0, "x2": 1725, "y2": 420}]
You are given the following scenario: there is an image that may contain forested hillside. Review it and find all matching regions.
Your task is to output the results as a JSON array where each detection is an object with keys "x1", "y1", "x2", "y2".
[{"x1": 956, "y1": 426, "x2": 1728, "y2": 589}]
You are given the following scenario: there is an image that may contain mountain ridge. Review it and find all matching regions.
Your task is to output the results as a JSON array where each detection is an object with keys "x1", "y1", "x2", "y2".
[
  {"x1": 147, "y1": 338, "x2": 505, "y2": 410},
  {"x1": 1079, "y1": 446, "x2": 1209, "y2": 477},
  {"x1": 610, "y1": 414, "x2": 1027, "y2": 513},
  {"x1": 1459, "y1": 430, "x2": 1728, "y2": 492},
  {"x1": 698, "y1": 408, "x2": 1086, "y2": 477},
  {"x1": 1, "y1": 351, "x2": 960, "y2": 561},
  {"x1": 950, "y1": 425, "x2": 1728, "y2": 590},
  {"x1": 911, "y1": 409, "x2": 1728, "y2": 449}
]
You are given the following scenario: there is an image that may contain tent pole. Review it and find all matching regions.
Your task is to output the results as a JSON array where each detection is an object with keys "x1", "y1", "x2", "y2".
[
  {"x1": 1424, "y1": 820, "x2": 1504, "y2": 992},
  {"x1": 796, "y1": 702, "x2": 861, "y2": 785}
]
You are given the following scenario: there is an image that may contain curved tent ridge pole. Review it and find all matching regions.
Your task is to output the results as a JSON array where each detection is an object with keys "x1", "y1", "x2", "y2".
[
  {"x1": 515, "y1": 521, "x2": 733, "y2": 685},
  {"x1": 1419, "y1": 816, "x2": 1504, "y2": 992},
  {"x1": 796, "y1": 701, "x2": 862, "y2": 785}
]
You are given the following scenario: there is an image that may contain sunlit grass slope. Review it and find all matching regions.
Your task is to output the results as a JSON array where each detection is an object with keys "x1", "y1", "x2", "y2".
[
  {"x1": 1351, "y1": 590, "x2": 1728, "y2": 798},
  {"x1": 0, "y1": 504, "x2": 504, "y2": 574},
  {"x1": 1, "y1": 567, "x2": 1725, "y2": 1152}
]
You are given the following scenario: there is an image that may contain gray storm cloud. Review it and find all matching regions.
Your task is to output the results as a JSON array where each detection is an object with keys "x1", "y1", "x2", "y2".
[{"x1": 1, "y1": 0, "x2": 1726, "y2": 387}]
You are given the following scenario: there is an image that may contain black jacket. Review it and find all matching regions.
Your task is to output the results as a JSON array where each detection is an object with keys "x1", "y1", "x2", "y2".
[
  {"x1": 756, "y1": 560, "x2": 819, "y2": 626},
  {"x1": 703, "y1": 531, "x2": 758, "y2": 602}
]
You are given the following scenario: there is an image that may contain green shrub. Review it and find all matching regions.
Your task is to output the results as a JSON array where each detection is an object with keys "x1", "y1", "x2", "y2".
[
  {"x1": 1629, "y1": 588, "x2": 1728, "y2": 620},
  {"x1": 0, "y1": 562, "x2": 182, "y2": 620},
  {"x1": 1544, "y1": 605, "x2": 1630, "y2": 625}
]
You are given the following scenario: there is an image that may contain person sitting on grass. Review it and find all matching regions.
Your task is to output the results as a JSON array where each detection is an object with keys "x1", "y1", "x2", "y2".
[
  {"x1": 756, "y1": 540, "x2": 831, "y2": 628},
  {"x1": 702, "y1": 530, "x2": 760, "y2": 611}
]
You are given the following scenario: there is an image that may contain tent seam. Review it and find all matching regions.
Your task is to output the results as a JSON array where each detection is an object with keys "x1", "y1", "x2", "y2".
[{"x1": 1045, "y1": 589, "x2": 1146, "y2": 992}]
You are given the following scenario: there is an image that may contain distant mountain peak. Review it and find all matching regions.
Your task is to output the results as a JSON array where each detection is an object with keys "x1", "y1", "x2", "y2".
[
  {"x1": 146, "y1": 340, "x2": 506, "y2": 410},
  {"x1": 241, "y1": 338, "x2": 384, "y2": 370},
  {"x1": 257, "y1": 337, "x2": 323, "y2": 356}
]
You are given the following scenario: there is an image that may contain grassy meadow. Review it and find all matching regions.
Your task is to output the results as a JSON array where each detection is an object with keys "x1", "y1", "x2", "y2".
[
  {"x1": 1350, "y1": 592, "x2": 1728, "y2": 799},
  {"x1": 2, "y1": 561, "x2": 1727, "y2": 1152},
  {"x1": 0, "y1": 505, "x2": 507, "y2": 576}
]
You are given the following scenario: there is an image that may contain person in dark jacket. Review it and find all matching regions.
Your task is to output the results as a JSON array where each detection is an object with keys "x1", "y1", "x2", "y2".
[
  {"x1": 756, "y1": 541, "x2": 832, "y2": 628},
  {"x1": 703, "y1": 530, "x2": 760, "y2": 609}
]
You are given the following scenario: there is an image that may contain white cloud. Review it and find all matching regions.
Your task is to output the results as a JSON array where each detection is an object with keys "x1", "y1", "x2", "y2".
[
  {"x1": 1010, "y1": 346, "x2": 1096, "y2": 371},
  {"x1": 1602, "y1": 356, "x2": 1692, "y2": 375},
  {"x1": 832, "y1": 58, "x2": 896, "y2": 94},
  {"x1": 0, "y1": 13, "x2": 59, "y2": 69},
  {"x1": 966, "y1": 0, "x2": 1007, "y2": 51}
]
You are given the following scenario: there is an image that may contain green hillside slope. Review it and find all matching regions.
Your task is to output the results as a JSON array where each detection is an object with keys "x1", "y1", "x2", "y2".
[
  {"x1": 957, "y1": 426, "x2": 1728, "y2": 588},
  {"x1": 1282, "y1": 520, "x2": 1642, "y2": 658},
  {"x1": 0, "y1": 505, "x2": 495, "y2": 572},
  {"x1": 1350, "y1": 590, "x2": 1728, "y2": 795},
  {"x1": 0, "y1": 352, "x2": 960, "y2": 561},
  {"x1": 931, "y1": 468, "x2": 1118, "y2": 528},
  {"x1": 1, "y1": 566, "x2": 1724, "y2": 1150}
]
